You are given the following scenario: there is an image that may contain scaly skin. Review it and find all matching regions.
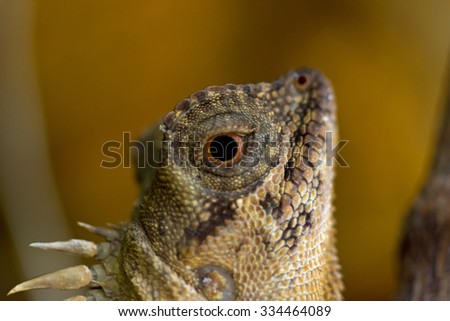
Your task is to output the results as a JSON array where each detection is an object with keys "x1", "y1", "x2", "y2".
[{"x1": 9, "y1": 68, "x2": 343, "y2": 300}]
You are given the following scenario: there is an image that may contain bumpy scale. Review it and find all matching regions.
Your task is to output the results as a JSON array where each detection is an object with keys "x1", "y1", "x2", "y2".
[{"x1": 9, "y1": 68, "x2": 343, "y2": 300}]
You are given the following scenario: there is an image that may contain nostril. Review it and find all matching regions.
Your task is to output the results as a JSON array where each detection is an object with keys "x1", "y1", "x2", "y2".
[{"x1": 295, "y1": 72, "x2": 312, "y2": 91}]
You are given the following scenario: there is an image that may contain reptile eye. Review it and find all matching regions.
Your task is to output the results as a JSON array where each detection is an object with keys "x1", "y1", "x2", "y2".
[
  {"x1": 204, "y1": 133, "x2": 243, "y2": 166},
  {"x1": 295, "y1": 73, "x2": 311, "y2": 90}
]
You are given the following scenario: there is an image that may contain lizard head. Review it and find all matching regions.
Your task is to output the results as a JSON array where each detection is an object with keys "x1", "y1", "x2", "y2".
[{"x1": 9, "y1": 68, "x2": 342, "y2": 300}]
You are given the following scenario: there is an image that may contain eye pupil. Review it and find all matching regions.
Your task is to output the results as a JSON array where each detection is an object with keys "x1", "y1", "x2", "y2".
[
  {"x1": 297, "y1": 75, "x2": 307, "y2": 85},
  {"x1": 209, "y1": 135, "x2": 238, "y2": 162}
]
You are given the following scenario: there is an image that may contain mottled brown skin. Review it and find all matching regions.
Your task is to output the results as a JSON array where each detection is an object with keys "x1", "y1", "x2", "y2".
[
  {"x1": 398, "y1": 73, "x2": 450, "y2": 300},
  {"x1": 110, "y1": 68, "x2": 343, "y2": 300},
  {"x1": 10, "y1": 68, "x2": 344, "y2": 300}
]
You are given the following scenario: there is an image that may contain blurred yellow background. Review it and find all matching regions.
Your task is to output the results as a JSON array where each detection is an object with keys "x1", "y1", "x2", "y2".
[{"x1": 1, "y1": 0, "x2": 449, "y2": 300}]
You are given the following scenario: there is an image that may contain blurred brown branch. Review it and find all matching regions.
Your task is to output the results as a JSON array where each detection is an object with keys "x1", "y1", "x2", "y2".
[{"x1": 399, "y1": 62, "x2": 450, "y2": 300}]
